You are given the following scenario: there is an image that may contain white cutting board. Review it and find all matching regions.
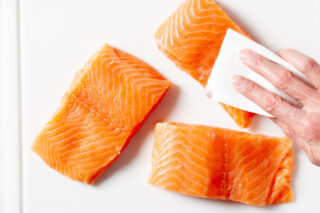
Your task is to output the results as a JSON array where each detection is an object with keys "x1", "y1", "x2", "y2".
[{"x1": 3, "y1": 0, "x2": 320, "y2": 212}]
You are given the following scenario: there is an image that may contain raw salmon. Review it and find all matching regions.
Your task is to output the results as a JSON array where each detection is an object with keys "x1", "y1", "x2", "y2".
[
  {"x1": 32, "y1": 44, "x2": 171, "y2": 184},
  {"x1": 149, "y1": 122, "x2": 293, "y2": 206},
  {"x1": 155, "y1": 0, "x2": 255, "y2": 128}
]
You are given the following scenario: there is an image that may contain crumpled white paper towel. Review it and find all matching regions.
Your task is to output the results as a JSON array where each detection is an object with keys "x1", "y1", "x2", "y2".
[{"x1": 206, "y1": 28, "x2": 307, "y2": 117}]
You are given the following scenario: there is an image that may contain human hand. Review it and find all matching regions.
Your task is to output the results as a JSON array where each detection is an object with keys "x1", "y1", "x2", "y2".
[{"x1": 233, "y1": 49, "x2": 320, "y2": 166}]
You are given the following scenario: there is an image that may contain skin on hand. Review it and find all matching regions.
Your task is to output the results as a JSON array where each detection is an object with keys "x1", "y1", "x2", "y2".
[{"x1": 233, "y1": 49, "x2": 320, "y2": 166}]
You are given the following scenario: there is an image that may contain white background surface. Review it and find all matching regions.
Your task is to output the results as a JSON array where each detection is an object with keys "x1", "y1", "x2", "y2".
[{"x1": 3, "y1": 0, "x2": 320, "y2": 212}]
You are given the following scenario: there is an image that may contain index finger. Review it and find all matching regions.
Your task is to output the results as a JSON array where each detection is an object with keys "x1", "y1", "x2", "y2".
[{"x1": 233, "y1": 75, "x2": 304, "y2": 124}]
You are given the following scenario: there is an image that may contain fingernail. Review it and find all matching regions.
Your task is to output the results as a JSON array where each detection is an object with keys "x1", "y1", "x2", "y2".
[
  {"x1": 232, "y1": 75, "x2": 245, "y2": 92},
  {"x1": 239, "y1": 49, "x2": 254, "y2": 62}
]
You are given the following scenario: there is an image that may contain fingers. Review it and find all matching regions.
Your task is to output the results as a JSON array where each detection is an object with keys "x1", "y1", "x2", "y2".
[
  {"x1": 233, "y1": 75, "x2": 304, "y2": 124},
  {"x1": 277, "y1": 49, "x2": 320, "y2": 90},
  {"x1": 239, "y1": 49, "x2": 318, "y2": 106}
]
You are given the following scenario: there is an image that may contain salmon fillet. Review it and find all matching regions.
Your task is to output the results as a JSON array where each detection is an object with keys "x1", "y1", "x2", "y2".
[
  {"x1": 155, "y1": 0, "x2": 255, "y2": 128},
  {"x1": 149, "y1": 122, "x2": 293, "y2": 206},
  {"x1": 32, "y1": 44, "x2": 171, "y2": 184}
]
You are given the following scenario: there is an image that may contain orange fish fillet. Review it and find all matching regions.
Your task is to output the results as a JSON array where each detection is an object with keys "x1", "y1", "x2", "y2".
[
  {"x1": 149, "y1": 122, "x2": 293, "y2": 206},
  {"x1": 32, "y1": 44, "x2": 171, "y2": 184},
  {"x1": 155, "y1": 0, "x2": 255, "y2": 128}
]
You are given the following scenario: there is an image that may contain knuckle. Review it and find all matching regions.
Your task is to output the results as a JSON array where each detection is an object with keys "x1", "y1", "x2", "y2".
[
  {"x1": 308, "y1": 150, "x2": 320, "y2": 166},
  {"x1": 251, "y1": 55, "x2": 265, "y2": 67},
  {"x1": 244, "y1": 80, "x2": 259, "y2": 93},
  {"x1": 283, "y1": 126, "x2": 295, "y2": 137},
  {"x1": 308, "y1": 155, "x2": 318, "y2": 165},
  {"x1": 310, "y1": 159, "x2": 320, "y2": 166},
  {"x1": 309, "y1": 157, "x2": 319, "y2": 166},
  {"x1": 263, "y1": 94, "x2": 282, "y2": 113},
  {"x1": 300, "y1": 57, "x2": 317, "y2": 72},
  {"x1": 301, "y1": 117, "x2": 317, "y2": 135},
  {"x1": 275, "y1": 70, "x2": 294, "y2": 89}
]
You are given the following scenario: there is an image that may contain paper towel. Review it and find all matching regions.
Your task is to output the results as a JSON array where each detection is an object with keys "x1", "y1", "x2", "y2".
[{"x1": 206, "y1": 29, "x2": 308, "y2": 117}]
